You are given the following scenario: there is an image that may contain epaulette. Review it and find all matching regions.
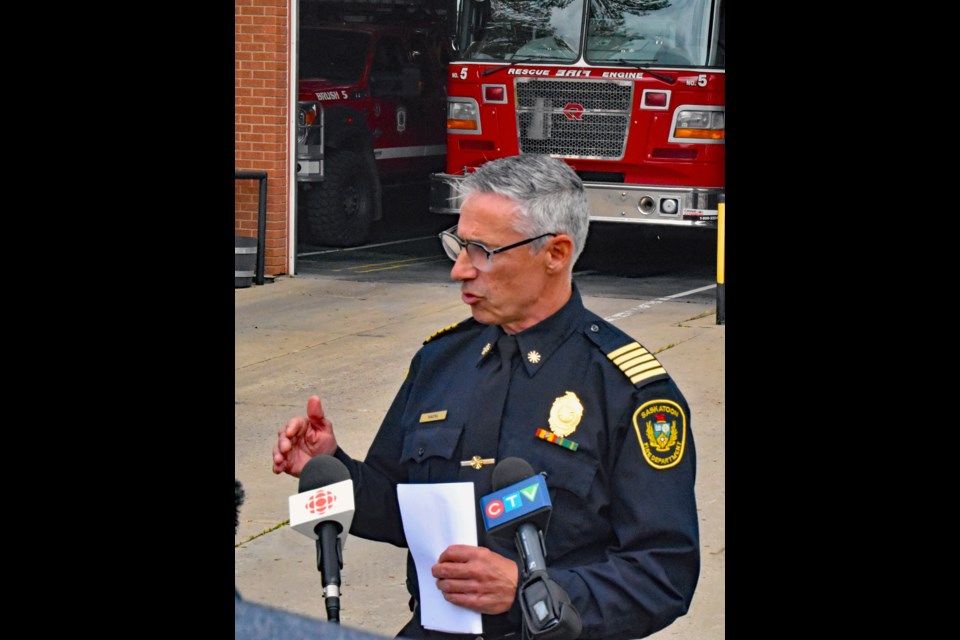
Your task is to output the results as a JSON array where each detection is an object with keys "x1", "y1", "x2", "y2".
[
  {"x1": 423, "y1": 317, "x2": 475, "y2": 345},
  {"x1": 584, "y1": 317, "x2": 670, "y2": 389}
]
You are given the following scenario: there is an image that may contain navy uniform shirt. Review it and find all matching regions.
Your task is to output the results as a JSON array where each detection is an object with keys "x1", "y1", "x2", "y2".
[{"x1": 335, "y1": 284, "x2": 699, "y2": 640}]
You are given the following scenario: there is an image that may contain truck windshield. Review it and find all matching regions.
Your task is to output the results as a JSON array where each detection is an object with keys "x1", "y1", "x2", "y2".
[
  {"x1": 462, "y1": 0, "x2": 585, "y2": 62},
  {"x1": 299, "y1": 29, "x2": 371, "y2": 83},
  {"x1": 585, "y1": 0, "x2": 715, "y2": 67},
  {"x1": 458, "y1": 0, "x2": 720, "y2": 68}
]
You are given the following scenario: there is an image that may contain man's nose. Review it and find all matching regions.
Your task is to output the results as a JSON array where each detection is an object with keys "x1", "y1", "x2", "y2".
[{"x1": 450, "y1": 247, "x2": 476, "y2": 281}]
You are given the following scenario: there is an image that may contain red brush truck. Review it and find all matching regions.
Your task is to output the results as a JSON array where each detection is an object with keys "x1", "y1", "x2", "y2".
[{"x1": 296, "y1": 12, "x2": 449, "y2": 247}]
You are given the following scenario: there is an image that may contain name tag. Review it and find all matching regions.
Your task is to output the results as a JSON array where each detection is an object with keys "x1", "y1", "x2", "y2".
[{"x1": 419, "y1": 410, "x2": 448, "y2": 423}]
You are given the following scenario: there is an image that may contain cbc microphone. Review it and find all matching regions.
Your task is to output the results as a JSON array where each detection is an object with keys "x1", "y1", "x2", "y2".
[
  {"x1": 480, "y1": 457, "x2": 552, "y2": 579},
  {"x1": 288, "y1": 455, "x2": 356, "y2": 623}
]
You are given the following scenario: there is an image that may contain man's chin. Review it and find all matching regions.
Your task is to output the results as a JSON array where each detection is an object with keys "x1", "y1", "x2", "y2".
[{"x1": 469, "y1": 307, "x2": 496, "y2": 326}]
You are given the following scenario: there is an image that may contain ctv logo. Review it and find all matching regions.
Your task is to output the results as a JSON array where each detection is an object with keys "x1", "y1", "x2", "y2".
[
  {"x1": 484, "y1": 482, "x2": 540, "y2": 520},
  {"x1": 305, "y1": 489, "x2": 337, "y2": 515}
]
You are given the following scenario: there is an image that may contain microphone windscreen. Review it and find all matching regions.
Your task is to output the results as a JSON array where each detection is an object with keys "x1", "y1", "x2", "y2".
[
  {"x1": 492, "y1": 457, "x2": 536, "y2": 491},
  {"x1": 299, "y1": 455, "x2": 351, "y2": 492}
]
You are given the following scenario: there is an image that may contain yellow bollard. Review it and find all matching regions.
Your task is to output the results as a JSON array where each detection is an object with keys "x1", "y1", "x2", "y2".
[{"x1": 716, "y1": 193, "x2": 725, "y2": 325}]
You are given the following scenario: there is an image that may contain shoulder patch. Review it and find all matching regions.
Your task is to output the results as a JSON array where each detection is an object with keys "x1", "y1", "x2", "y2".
[
  {"x1": 583, "y1": 318, "x2": 669, "y2": 389},
  {"x1": 423, "y1": 318, "x2": 475, "y2": 344},
  {"x1": 632, "y1": 399, "x2": 687, "y2": 469}
]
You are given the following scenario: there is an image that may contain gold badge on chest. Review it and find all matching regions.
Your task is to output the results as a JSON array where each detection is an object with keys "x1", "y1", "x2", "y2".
[
  {"x1": 536, "y1": 391, "x2": 583, "y2": 452},
  {"x1": 548, "y1": 391, "x2": 583, "y2": 437}
]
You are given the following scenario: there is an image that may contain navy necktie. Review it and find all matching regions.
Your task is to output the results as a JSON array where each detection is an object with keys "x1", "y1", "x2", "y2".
[{"x1": 458, "y1": 333, "x2": 519, "y2": 496}]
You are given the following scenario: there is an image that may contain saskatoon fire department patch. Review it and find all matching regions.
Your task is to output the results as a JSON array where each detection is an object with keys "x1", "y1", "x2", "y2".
[{"x1": 632, "y1": 399, "x2": 687, "y2": 470}]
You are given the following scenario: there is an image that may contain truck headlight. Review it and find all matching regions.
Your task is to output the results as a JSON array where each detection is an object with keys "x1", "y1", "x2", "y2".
[
  {"x1": 669, "y1": 106, "x2": 724, "y2": 143},
  {"x1": 447, "y1": 98, "x2": 482, "y2": 135}
]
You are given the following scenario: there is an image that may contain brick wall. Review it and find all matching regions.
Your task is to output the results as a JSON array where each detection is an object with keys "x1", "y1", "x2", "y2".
[{"x1": 236, "y1": 0, "x2": 290, "y2": 276}]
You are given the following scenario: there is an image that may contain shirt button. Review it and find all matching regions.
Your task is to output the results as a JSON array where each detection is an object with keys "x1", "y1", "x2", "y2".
[
  {"x1": 418, "y1": 447, "x2": 425, "y2": 457},
  {"x1": 590, "y1": 323, "x2": 599, "y2": 332}
]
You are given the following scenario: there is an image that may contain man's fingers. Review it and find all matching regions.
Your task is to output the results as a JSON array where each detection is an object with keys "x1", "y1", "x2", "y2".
[
  {"x1": 433, "y1": 546, "x2": 481, "y2": 580},
  {"x1": 273, "y1": 398, "x2": 329, "y2": 478},
  {"x1": 306, "y1": 395, "x2": 325, "y2": 423},
  {"x1": 282, "y1": 416, "x2": 303, "y2": 438},
  {"x1": 437, "y1": 544, "x2": 474, "y2": 564}
]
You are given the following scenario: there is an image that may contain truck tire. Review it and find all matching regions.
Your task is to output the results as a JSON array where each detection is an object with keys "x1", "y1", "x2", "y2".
[{"x1": 301, "y1": 149, "x2": 375, "y2": 247}]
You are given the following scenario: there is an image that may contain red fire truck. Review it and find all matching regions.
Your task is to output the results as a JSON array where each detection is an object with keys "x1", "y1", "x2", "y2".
[
  {"x1": 429, "y1": 0, "x2": 725, "y2": 229},
  {"x1": 296, "y1": 10, "x2": 449, "y2": 247}
]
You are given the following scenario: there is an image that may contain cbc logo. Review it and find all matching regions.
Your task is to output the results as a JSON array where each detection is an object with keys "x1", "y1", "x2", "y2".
[{"x1": 306, "y1": 489, "x2": 337, "y2": 515}]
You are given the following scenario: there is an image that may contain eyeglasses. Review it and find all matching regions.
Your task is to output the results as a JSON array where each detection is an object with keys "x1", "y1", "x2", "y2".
[{"x1": 438, "y1": 225, "x2": 557, "y2": 272}]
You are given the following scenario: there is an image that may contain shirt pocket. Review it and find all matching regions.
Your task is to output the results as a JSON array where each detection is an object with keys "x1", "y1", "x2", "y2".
[
  {"x1": 529, "y1": 445, "x2": 599, "y2": 502},
  {"x1": 400, "y1": 421, "x2": 465, "y2": 483},
  {"x1": 528, "y1": 447, "x2": 602, "y2": 560}
]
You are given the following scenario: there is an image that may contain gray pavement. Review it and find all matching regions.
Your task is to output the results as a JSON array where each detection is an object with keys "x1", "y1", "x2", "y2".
[{"x1": 235, "y1": 274, "x2": 724, "y2": 639}]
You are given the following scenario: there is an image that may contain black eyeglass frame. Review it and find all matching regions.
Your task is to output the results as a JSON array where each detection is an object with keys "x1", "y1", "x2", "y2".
[{"x1": 438, "y1": 225, "x2": 557, "y2": 271}]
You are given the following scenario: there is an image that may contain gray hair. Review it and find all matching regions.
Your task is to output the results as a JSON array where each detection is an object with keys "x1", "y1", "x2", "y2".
[{"x1": 457, "y1": 154, "x2": 590, "y2": 267}]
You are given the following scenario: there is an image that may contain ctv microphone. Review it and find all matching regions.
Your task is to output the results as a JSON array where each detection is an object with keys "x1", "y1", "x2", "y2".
[
  {"x1": 289, "y1": 455, "x2": 356, "y2": 623},
  {"x1": 481, "y1": 457, "x2": 551, "y2": 579},
  {"x1": 481, "y1": 458, "x2": 582, "y2": 639}
]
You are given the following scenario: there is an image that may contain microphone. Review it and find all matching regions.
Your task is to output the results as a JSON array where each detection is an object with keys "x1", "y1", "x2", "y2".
[
  {"x1": 288, "y1": 455, "x2": 356, "y2": 623},
  {"x1": 480, "y1": 458, "x2": 582, "y2": 639},
  {"x1": 481, "y1": 457, "x2": 552, "y2": 578}
]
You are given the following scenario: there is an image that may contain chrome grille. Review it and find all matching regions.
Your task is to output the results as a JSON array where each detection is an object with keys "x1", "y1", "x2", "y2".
[{"x1": 515, "y1": 78, "x2": 633, "y2": 160}]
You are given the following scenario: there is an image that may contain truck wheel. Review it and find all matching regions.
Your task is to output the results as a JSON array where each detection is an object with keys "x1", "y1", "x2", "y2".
[{"x1": 301, "y1": 149, "x2": 375, "y2": 247}]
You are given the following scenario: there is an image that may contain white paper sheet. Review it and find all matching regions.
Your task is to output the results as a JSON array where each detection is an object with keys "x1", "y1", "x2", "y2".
[{"x1": 397, "y1": 482, "x2": 483, "y2": 634}]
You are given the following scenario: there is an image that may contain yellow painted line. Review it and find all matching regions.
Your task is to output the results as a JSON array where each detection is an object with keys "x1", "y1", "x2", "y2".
[
  {"x1": 297, "y1": 234, "x2": 439, "y2": 257},
  {"x1": 356, "y1": 257, "x2": 448, "y2": 273},
  {"x1": 330, "y1": 256, "x2": 447, "y2": 273}
]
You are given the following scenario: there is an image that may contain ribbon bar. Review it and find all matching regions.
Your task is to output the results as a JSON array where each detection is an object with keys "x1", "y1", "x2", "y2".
[{"x1": 535, "y1": 428, "x2": 579, "y2": 451}]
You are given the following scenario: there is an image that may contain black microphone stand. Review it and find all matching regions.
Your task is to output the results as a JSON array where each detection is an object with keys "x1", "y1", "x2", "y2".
[{"x1": 316, "y1": 525, "x2": 343, "y2": 623}]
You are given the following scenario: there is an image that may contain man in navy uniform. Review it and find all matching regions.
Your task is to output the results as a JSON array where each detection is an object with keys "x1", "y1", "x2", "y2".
[{"x1": 273, "y1": 154, "x2": 699, "y2": 639}]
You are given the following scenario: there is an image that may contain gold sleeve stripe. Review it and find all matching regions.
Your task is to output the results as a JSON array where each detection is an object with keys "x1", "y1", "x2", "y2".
[
  {"x1": 618, "y1": 353, "x2": 655, "y2": 369},
  {"x1": 624, "y1": 360, "x2": 664, "y2": 378},
  {"x1": 608, "y1": 341, "x2": 642, "y2": 361},
  {"x1": 630, "y1": 367, "x2": 668, "y2": 384},
  {"x1": 608, "y1": 341, "x2": 667, "y2": 385}
]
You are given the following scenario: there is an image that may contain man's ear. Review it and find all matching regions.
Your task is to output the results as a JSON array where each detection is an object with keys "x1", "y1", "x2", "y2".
[{"x1": 544, "y1": 234, "x2": 574, "y2": 273}]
